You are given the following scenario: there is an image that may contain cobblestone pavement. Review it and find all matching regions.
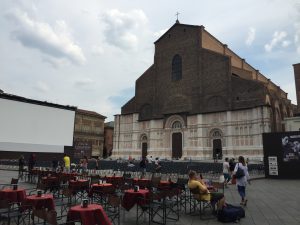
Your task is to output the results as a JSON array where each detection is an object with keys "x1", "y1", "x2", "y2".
[{"x1": 1, "y1": 170, "x2": 300, "y2": 225}]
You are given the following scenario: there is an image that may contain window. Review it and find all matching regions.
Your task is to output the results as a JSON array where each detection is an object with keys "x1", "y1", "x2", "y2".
[
  {"x1": 212, "y1": 130, "x2": 221, "y2": 138},
  {"x1": 172, "y1": 121, "x2": 182, "y2": 129},
  {"x1": 141, "y1": 135, "x2": 147, "y2": 142},
  {"x1": 172, "y1": 54, "x2": 182, "y2": 81}
]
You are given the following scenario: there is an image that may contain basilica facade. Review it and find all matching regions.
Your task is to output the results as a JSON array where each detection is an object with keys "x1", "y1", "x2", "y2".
[{"x1": 113, "y1": 22, "x2": 294, "y2": 161}]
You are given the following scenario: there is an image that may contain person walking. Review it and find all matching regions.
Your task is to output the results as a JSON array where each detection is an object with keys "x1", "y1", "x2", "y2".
[
  {"x1": 18, "y1": 155, "x2": 25, "y2": 178},
  {"x1": 223, "y1": 157, "x2": 231, "y2": 187},
  {"x1": 28, "y1": 153, "x2": 36, "y2": 171},
  {"x1": 229, "y1": 158, "x2": 235, "y2": 184},
  {"x1": 95, "y1": 156, "x2": 100, "y2": 170},
  {"x1": 28, "y1": 153, "x2": 36, "y2": 182},
  {"x1": 52, "y1": 157, "x2": 58, "y2": 172},
  {"x1": 154, "y1": 157, "x2": 162, "y2": 172},
  {"x1": 81, "y1": 156, "x2": 88, "y2": 174},
  {"x1": 139, "y1": 157, "x2": 147, "y2": 176},
  {"x1": 233, "y1": 156, "x2": 250, "y2": 206}
]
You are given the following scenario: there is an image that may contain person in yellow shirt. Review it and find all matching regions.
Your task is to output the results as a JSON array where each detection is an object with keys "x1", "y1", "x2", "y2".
[
  {"x1": 188, "y1": 170, "x2": 225, "y2": 210},
  {"x1": 63, "y1": 154, "x2": 70, "y2": 173}
]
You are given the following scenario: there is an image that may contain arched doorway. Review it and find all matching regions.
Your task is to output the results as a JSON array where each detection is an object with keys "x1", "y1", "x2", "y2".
[
  {"x1": 141, "y1": 135, "x2": 148, "y2": 158},
  {"x1": 213, "y1": 139, "x2": 222, "y2": 159},
  {"x1": 211, "y1": 129, "x2": 223, "y2": 160},
  {"x1": 172, "y1": 121, "x2": 183, "y2": 159}
]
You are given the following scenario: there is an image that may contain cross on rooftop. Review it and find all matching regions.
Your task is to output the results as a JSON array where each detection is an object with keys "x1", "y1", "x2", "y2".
[{"x1": 175, "y1": 12, "x2": 180, "y2": 23}]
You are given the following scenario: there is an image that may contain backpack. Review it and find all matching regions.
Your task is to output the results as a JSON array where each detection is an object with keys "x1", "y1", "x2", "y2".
[
  {"x1": 218, "y1": 204, "x2": 245, "y2": 223},
  {"x1": 235, "y1": 164, "x2": 245, "y2": 179}
]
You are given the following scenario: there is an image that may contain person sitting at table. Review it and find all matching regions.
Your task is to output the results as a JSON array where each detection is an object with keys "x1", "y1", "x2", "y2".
[{"x1": 188, "y1": 170, "x2": 225, "y2": 210}]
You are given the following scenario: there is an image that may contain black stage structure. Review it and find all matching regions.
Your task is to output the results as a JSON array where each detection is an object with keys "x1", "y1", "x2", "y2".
[{"x1": 263, "y1": 131, "x2": 300, "y2": 179}]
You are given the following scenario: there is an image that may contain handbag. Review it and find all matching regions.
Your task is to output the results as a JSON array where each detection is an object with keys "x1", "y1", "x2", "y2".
[{"x1": 235, "y1": 163, "x2": 245, "y2": 179}]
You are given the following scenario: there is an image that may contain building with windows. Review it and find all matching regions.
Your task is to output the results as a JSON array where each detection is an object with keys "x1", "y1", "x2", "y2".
[
  {"x1": 281, "y1": 63, "x2": 300, "y2": 132},
  {"x1": 113, "y1": 22, "x2": 294, "y2": 161},
  {"x1": 74, "y1": 109, "x2": 106, "y2": 158},
  {"x1": 104, "y1": 122, "x2": 114, "y2": 158}
]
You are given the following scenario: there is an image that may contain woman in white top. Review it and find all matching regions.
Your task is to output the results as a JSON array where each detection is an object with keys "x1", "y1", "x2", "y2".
[{"x1": 234, "y1": 156, "x2": 250, "y2": 206}]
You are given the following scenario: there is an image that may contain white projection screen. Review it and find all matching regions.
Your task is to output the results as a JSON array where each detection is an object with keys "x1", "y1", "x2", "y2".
[{"x1": 0, "y1": 98, "x2": 75, "y2": 153}]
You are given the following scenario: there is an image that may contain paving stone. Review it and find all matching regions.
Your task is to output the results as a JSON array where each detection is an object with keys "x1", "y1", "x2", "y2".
[{"x1": 1, "y1": 170, "x2": 300, "y2": 225}]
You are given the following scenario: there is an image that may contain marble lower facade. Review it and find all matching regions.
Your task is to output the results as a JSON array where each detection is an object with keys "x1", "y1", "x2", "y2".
[{"x1": 113, "y1": 106, "x2": 271, "y2": 161}]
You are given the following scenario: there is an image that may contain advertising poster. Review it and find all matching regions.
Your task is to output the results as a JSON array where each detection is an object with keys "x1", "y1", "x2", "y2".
[
  {"x1": 282, "y1": 134, "x2": 300, "y2": 162},
  {"x1": 268, "y1": 156, "x2": 278, "y2": 176}
]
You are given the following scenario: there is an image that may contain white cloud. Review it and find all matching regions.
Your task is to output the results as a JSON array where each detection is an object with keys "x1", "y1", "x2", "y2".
[
  {"x1": 154, "y1": 28, "x2": 168, "y2": 39},
  {"x1": 33, "y1": 81, "x2": 50, "y2": 92},
  {"x1": 6, "y1": 9, "x2": 86, "y2": 65},
  {"x1": 42, "y1": 57, "x2": 69, "y2": 68},
  {"x1": 245, "y1": 27, "x2": 255, "y2": 46},
  {"x1": 295, "y1": 22, "x2": 300, "y2": 54},
  {"x1": 102, "y1": 9, "x2": 148, "y2": 50},
  {"x1": 1, "y1": 1, "x2": 299, "y2": 121},
  {"x1": 81, "y1": 9, "x2": 89, "y2": 14},
  {"x1": 282, "y1": 82, "x2": 297, "y2": 104},
  {"x1": 282, "y1": 40, "x2": 291, "y2": 47},
  {"x1": 91, "y1": 45, "x2": 104, "y2": 55},
  {"x1": 264, "y1": 31, "x2": 288, "y2": 52},
  {"x1": 74, "y1": 78, "x2": 94, "y2": 88}
]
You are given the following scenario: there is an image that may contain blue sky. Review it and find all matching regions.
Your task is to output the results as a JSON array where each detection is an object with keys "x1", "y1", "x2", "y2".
[{"x1": 0, "y1": 0, "x2": 299, "y2": 121}]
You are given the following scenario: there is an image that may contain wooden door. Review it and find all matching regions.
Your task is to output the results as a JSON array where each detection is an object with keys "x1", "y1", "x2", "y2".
[
  {"x1": 172, "y1": 132, "x2": 182, "y2": 159},
  {"x1": 142, "y1": 143, "x2": 148, "y2": 158},
  {"x1": 213, "y1": 139, "x2": 222, "y2": 159}
]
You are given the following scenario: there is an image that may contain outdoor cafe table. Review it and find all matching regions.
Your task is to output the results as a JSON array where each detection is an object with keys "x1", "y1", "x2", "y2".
[
  {"x1": 122, "y1": 189, "x2": 149, "y2": 211},
  {"x1": 69, "y1": 179, "x2": 89, "y2": 189},
  {"x1": 59, "y1": 172, "x2": 78, "y2": 183},
  {"x1": 69, "y1": 179, "x2": 90, "y2": 196},
  {"x1": 133, "y1": 178, "x2": 172, "y2": 189},
  {"x1": 67, "y1": 204, "x2": 112, "y2": 225},
  {"x1": 41, "y1": 176, "x2": 58, "y2": 182},
  {"x1": 25, "y1": 194, "x2": 55, "y2": 210},
  {"x1": 89, "y1": 183, "x2": 113, "y2": 196},
  {"x1": 105, "y1": 176, "x2": 123, "y2": 183},
  {"x1": 31, "y1": 169, "x2": 50, "y2": 177},
  {"x1": 133, "y1": 178, "x2": 151, "y2": 188},
  {"x1": 0, "y1": 188, "x2": 26, "y2": 203},
  {"x1": 158, "y1": 180, "x2": 172, "y2": 190},
  {"x1": 41, "y1": 176, "x2": 59, "y2": 186}
]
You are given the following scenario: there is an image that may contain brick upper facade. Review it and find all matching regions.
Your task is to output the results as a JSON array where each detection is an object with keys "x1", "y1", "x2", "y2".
[{"x1": 121, "y1": 23, "x2": 293, "y2": 130}]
